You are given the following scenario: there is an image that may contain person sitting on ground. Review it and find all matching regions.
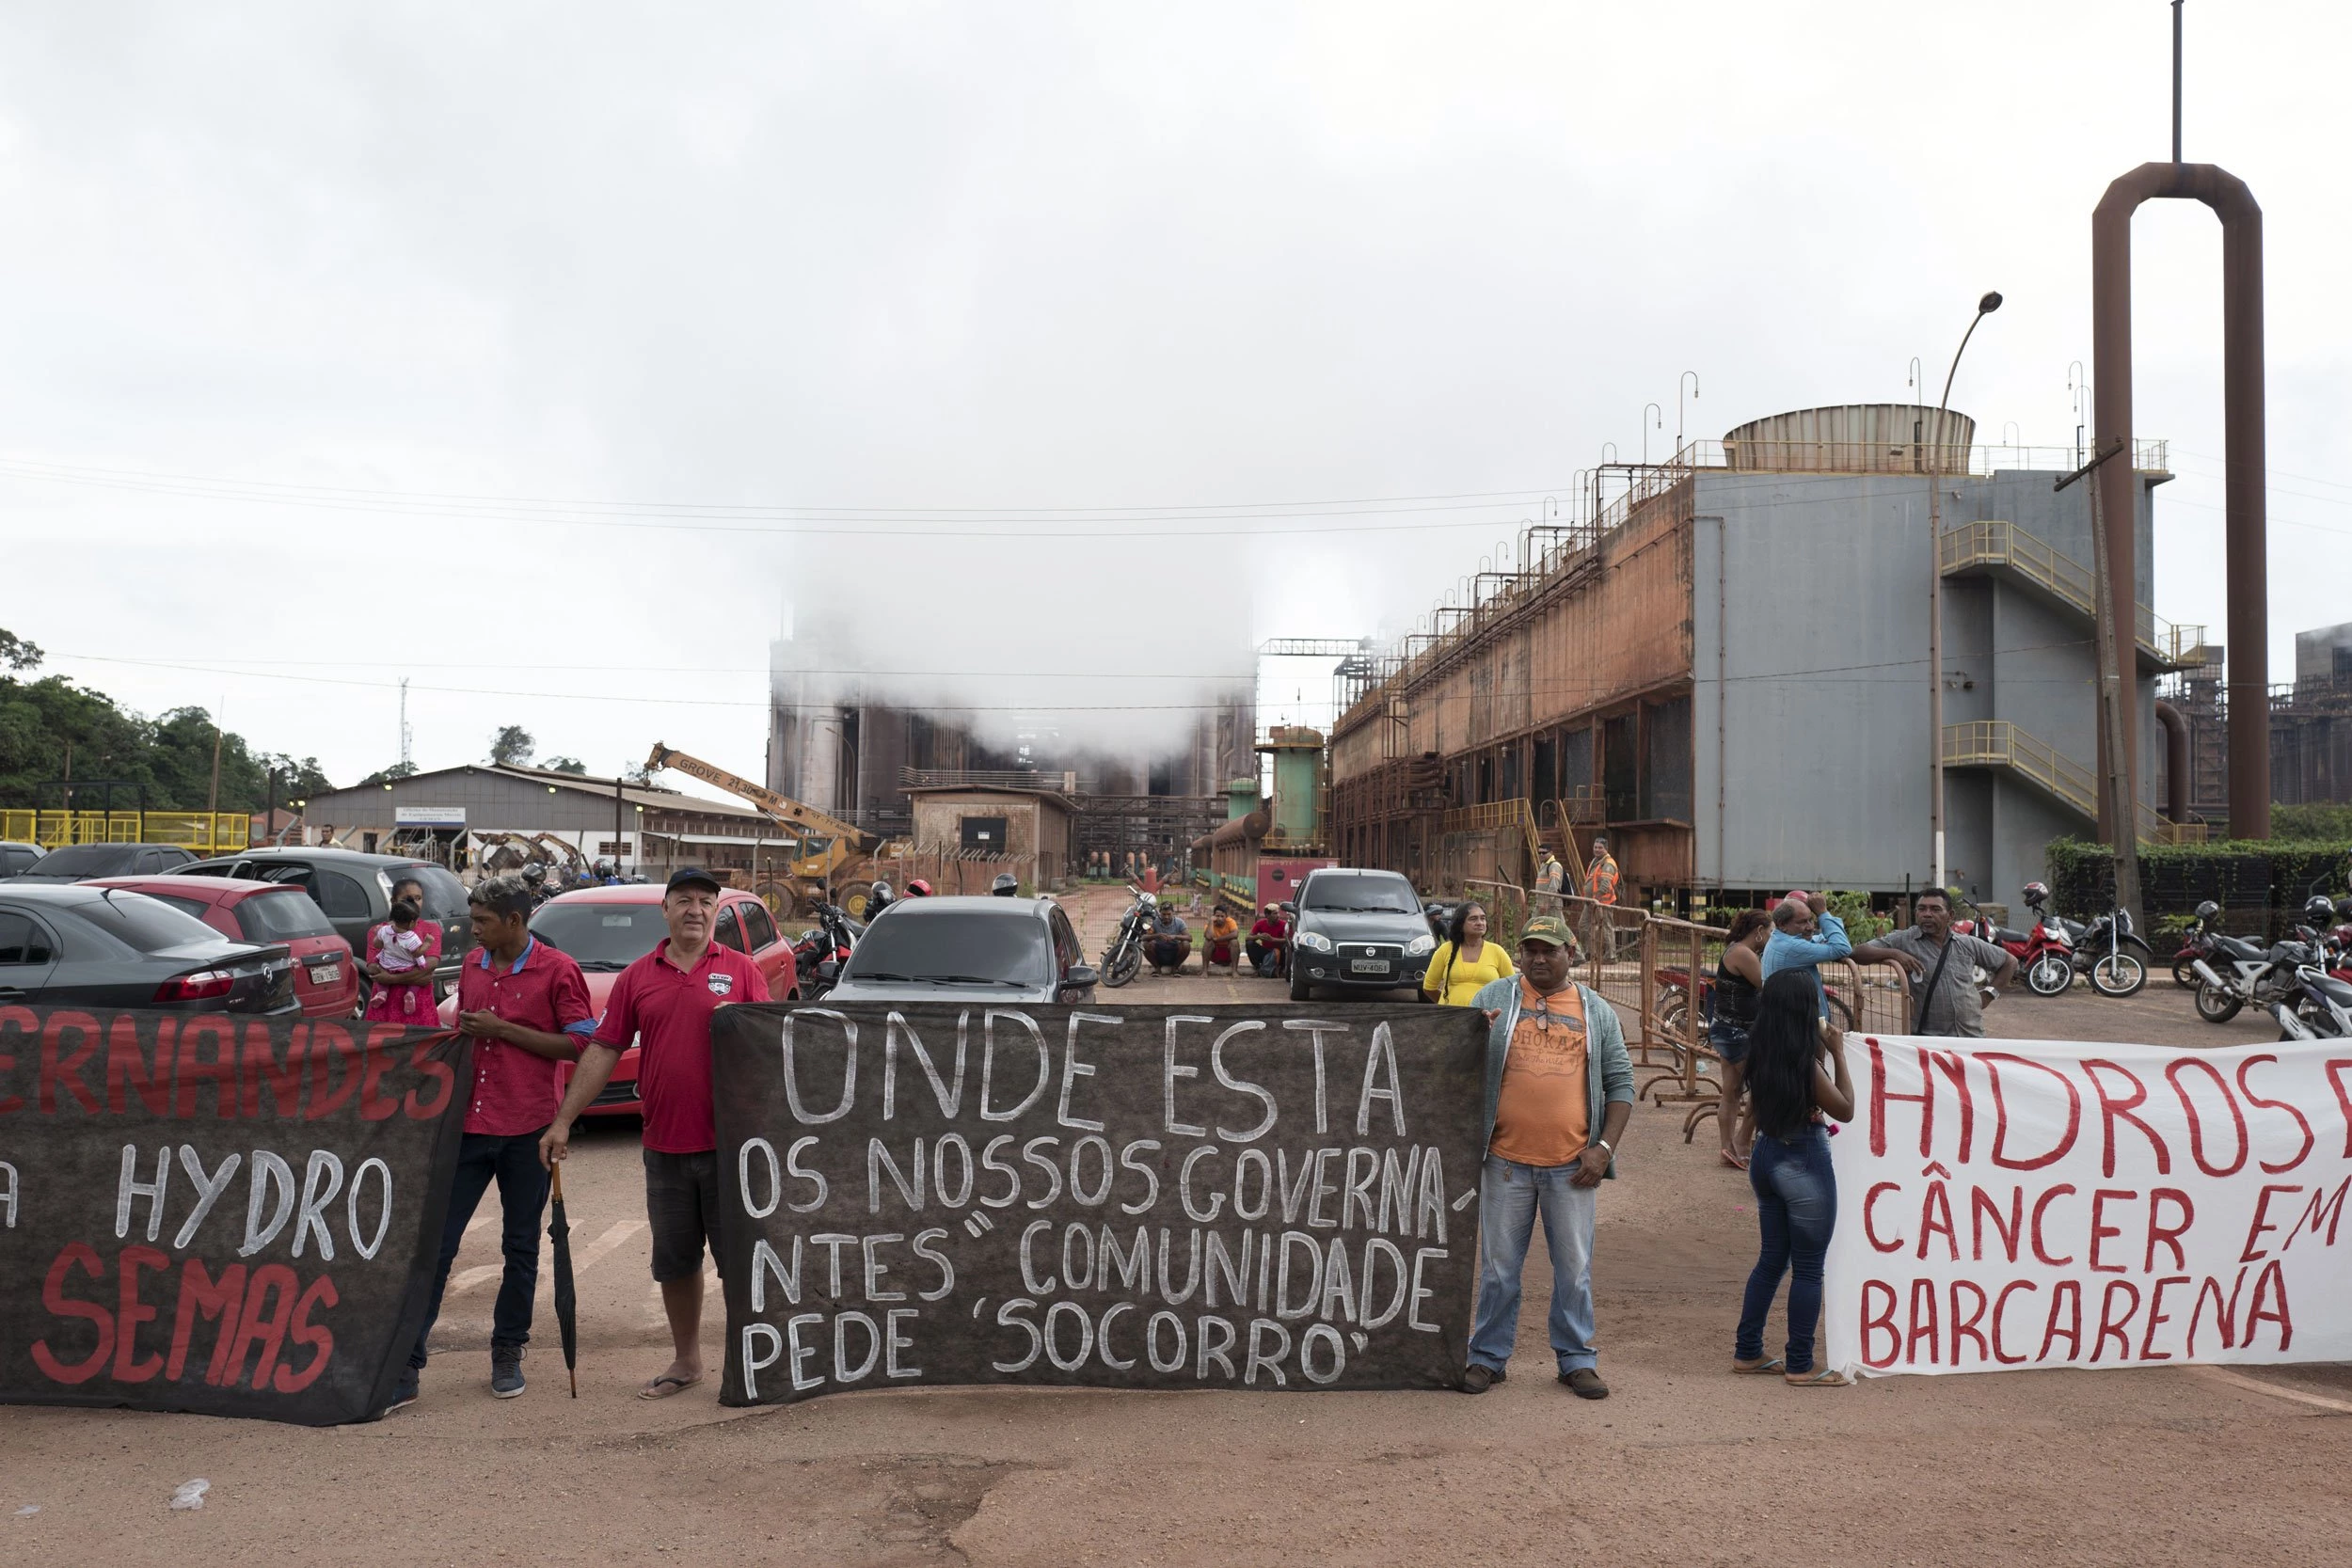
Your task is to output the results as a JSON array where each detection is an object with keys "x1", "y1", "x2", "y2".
[
  {"x1": 1852, "y1": 890, "x2": 2011, "y2": 1037},
  {"x1": 1731, "y1": 969, "x2": 1855, "y2": 1387},
  {"x1": 1248, "y1": 903, "x2": 1289, "y2": 976},
  {"x1": 1148, "y1": 904, "x2": 1192, "y2": 975},
  {"x1": 1422, "y1": 899, "x2": 1517, "y2": 1006},
  {"x1": 1203, "y1": 908, "x2": 1242, "y2": 970},
  {"x1": 1759, "y1": 890, "x2": 1850, "y2": 1021},
  {"x1": 1709, "y1": 910, "x2": 1772, "y2": 1170}
]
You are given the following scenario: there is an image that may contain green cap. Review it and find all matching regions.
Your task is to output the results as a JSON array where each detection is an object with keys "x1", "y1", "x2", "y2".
[{"x1": 1519, "y1": 913, "x2": 1573, "y2": 948}]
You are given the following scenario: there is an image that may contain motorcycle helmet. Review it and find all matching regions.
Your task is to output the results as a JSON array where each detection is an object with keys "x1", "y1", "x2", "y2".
[
  {"x1": 522, "y1": 863, "x2": 547, "y2": 886},
  {"x1": 992, "y1": 872, "x2": 1021, "y2": 896},
  {"x1": 2020, "y1": 881, "x2": 2051, "y2": 908},
  {"x1": 2305, "y1": 895, "x2": 2337, "y2": 926},
  {"x1": 905, "y1": 879, "x2": 934, "y2": 897},
  {"x1": 2195, "y1": 899, "x2": 2219, "y2": 921}
]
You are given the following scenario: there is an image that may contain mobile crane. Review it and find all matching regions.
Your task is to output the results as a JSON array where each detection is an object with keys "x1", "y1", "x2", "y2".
[{"x1": 643, "y1": 742, "x2": 880, "y2": 914}]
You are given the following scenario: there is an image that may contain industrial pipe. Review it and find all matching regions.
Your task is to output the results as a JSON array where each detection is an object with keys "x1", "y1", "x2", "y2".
[
  {"x1": 2091, "y1": 161, "x2": 2267, "y2": 841},
  {"x1": 2154, "y1": 700, "x2": 2190, "y2": 824}
]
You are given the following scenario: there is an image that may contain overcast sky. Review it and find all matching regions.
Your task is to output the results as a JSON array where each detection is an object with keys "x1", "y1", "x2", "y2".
[{"x1": 5, "y1": 2, "x2": 2346, "y2": 795}]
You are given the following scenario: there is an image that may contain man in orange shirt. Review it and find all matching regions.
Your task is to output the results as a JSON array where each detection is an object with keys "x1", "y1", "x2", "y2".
[{"x1": 1460, "y1": 914, "x2": 1633, "y2": 1400}]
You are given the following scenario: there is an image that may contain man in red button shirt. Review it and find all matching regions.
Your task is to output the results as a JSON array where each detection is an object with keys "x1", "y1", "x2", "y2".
[
  {"x1": 541, "y1": 866, "x2": 769, "y2": 1400},
  {"x1": 391, "y1": 874, "x2": 595, "y2": 1412}
]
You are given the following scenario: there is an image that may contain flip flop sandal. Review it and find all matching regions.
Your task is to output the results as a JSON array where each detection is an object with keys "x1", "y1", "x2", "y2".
[
  {"x1": 637, "y1": 1373, "x2": 703, "y2": 1400},
  {"x1": 1730, "y1": 1357, "x2": 1784, "y2": 1374},
  {"x1": 1783, "y1": 1368, "x2": 1851, "y2": 1387},
  {"x1": 1719, "y1": 1149, "x2": 1749, "y2": 1170}
]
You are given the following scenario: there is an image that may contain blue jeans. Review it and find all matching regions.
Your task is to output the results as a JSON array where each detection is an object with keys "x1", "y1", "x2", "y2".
[
  {"x1": 409, "y1": 1129, "x2": 549, "y2": 1370},
  {"x1": 1469, "y1": 1154, "x2": 1598, "y2": 1373},
  {"x1": 1735, "y1": 1126, "x2": 1836, "y2": 1374}
]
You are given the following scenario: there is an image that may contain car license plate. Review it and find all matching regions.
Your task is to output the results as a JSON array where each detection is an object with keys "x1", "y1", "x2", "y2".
[
  {"x1": 1350, "y1": 958, "x2": 1391, "y2": 974},
  {"x1": 310, "y1": 963, "x2": 341, "y2": 985}
]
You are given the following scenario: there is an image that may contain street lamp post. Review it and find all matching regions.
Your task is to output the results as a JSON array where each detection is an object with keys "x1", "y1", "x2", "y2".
[
  {"x1": 1677, "y1": 371, "x2": 1700, "y2": 453},
  {"x1": 1642, "y1": 403, "x2": 1663, "y2": 466},
  {"x1": 1928, "y1": 291, "x2": 2004, "y2": 895}
]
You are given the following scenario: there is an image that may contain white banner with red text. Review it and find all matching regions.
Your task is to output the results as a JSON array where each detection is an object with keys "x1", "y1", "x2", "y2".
[{"x1": 1823, "y1": 1034, "x2": 2352, "y2": 1377}]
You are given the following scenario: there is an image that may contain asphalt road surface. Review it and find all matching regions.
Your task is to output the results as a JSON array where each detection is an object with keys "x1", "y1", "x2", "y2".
[{"x1": 3, "y1": 888, "x2": 2344, "y2": 1565}]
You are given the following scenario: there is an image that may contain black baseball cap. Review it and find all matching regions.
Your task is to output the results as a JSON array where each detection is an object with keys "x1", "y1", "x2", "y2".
[{"x1": 665, "y1": 865, "x2": 723, "y2": 895}]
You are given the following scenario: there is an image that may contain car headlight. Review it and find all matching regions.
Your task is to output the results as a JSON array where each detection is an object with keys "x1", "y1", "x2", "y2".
[
  {"x1": 1405, "y1": 934, "x2": 1436, "y2": 957},
  {"x1": 1295, "y1": 930, "x2": 1335, "y2": 953}
]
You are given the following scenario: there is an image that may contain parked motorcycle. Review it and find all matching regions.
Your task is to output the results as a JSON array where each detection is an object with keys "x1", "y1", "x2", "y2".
[
  {"x1": 1956, "y1": 884, "x2": 2075, "y2": 1000},
  {"x1": 2029, "y1": 903, "x2": 2153, "y2": 997},
  {"x1": 792, "y1": 901, "x2": 860, "y2": 1001},
  {"x1": 1099, "y1": 887, "x2": 1158, "y2": 990},
  {"x1": 2169, "y1": 900, "x2": 2227, "y2": 989},
  {"x1": 2191, "y1": 920, "x2": 2328, "y2": 1024},
  {"x1": 2273, "y1": 959, "x2": 2352, "y2": 1041}
]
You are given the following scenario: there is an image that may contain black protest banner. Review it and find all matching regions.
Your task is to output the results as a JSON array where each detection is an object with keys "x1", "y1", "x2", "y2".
[
  {"x1": 712, "y1": 1002, "x2": 1486, "y2": 1406},
  {"x1": 0, "y1": 1006, "x2": 471, "y2": 1425}
]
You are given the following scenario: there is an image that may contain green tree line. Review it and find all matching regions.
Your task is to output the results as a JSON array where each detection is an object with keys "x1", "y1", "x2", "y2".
[{"x1": 0, "y1": 628, "x2": 332, "y2": 815}]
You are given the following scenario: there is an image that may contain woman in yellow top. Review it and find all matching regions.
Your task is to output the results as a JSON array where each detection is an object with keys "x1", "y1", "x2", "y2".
[{"x1": 1422, "y1": 900, "x2": 1517, "y2": 1006}]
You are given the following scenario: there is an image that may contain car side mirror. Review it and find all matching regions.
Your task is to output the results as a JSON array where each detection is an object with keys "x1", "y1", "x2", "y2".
[
  {"x1": 1065, "y1": 964, "x2": 1098, "y2": 989},
  {"x1": 1279, "y1": 902, "x2": 1295, "y2": 914}
]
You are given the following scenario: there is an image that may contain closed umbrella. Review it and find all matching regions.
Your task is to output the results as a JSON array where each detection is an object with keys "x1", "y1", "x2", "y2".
[{"x1": 548, "y1": 1163, "x2": 579, "y2": 1397}]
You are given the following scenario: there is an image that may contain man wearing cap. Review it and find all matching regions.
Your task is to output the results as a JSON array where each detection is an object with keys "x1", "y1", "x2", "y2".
[
  {"x1": 540, "y1": 866, "x2": 771, "y2": 1400},
  {"x1": 389, "y1": 874, "x2": 596, "y2": 1412},
  {"x1": 1461, "y1": 913, "x2": 1633, "y2": 1400}
]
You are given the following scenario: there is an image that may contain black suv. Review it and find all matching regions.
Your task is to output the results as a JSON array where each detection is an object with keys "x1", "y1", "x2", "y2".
[
  {"x1": 180, "y1": 847, "x2": 471, "y2": 993},
  {"x1": 1287, "y1": 867, "x2": 1438, "y2": 1002}
]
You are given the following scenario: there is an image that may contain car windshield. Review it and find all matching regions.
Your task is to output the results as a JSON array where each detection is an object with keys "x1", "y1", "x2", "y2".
[
  {"x1": 531, "y1": 901, "x2": 671, "y2": 970},
  {"x1": 382, "y1": 864, "x2": 468, "y2": 921},
  {"x1": 76, "y1": 890, "x2": 238, "y2": 954},
  {"x1": 1300, "y1": 874, "x2": 1420, "y2": 914},
  {"x1": 24, "y1": 845, "x2": 137, "y2": 877},
  {"x1": 843, "y1": 910, "x2": 1052, "y2": 987},
  {"x1": 237, "y1": 890, "x2": 337, "y2": 942}
]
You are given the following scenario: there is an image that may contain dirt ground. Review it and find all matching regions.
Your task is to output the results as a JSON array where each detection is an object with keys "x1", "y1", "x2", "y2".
[{"x1": 4, "y1": 884, "x2": 2346, "y2": 1566}]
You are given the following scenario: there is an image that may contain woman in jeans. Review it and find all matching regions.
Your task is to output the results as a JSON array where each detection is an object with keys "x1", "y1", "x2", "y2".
[
  {"x1": 1732, "y1": 969, "x2": 1854, "y2": 1386},
  {"x1": 1708, "y1": 911, "x2": 1770, "y2": 1169}
]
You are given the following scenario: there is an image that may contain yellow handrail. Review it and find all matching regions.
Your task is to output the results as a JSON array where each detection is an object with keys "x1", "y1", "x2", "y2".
[
  {"x1": 1938, "y1": 519, "x2": 2207, "y2": 667},
  {"x1": 0, "y1": 809, "x2": 253, "y2": 855},
  {"x1": 1939, "y1": 722, "x2": 2201, "y2": 845}
]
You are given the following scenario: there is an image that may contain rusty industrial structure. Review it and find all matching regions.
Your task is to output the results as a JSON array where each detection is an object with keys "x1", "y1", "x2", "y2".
[
  {"x1": 767, "y1": 609, "x2": 1254, "y2": 876},
  {"x1": 2090, "y1": 159, "x2": 2269, "y2": 842},
  {"x1": 1327, "y1": 405, "x2": 2201, "y2": 910}
]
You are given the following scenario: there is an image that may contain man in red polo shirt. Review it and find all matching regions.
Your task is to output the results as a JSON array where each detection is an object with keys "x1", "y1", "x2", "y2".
[
  {"x1": 390, "y1": 874, "x2": 596, "y2": 1412},
  {"x1": 541, "y1": 866, "x2": 769, "y2": 1400}
]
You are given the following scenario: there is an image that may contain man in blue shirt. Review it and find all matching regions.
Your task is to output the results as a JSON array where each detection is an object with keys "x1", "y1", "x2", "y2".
[{"x1": 1760, "y1": 890, "x2": 1849, "y2": 1017}]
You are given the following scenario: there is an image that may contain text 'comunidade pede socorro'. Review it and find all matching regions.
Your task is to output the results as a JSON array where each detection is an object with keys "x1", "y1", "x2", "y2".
[{"x1": 710, "y1": 1003, "x2": 1490, "y2": 1405}]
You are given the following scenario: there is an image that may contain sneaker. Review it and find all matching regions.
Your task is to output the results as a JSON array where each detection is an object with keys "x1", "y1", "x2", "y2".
[
  {"x1": 491, "y1": 1348, "x2": 526, "y2": 1399},
  {"x1": 1559, "y1": 1368, "x2": 1610, "y2": 1400},
  {"x1": 1459, "y1": 1364, "x2": 1506, "y2": 1394},
  {"x1": 383, "y1": 1370, "x2": 420, "y2": 1415}
]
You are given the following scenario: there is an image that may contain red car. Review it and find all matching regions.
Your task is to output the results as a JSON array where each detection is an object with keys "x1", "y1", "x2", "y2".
[
  {"x1": 90, "y1": 874, "x2": 359, "y2": 1019},
  {"x1": 437, "y1": 883, "x2": 800, "y2": 1118}
]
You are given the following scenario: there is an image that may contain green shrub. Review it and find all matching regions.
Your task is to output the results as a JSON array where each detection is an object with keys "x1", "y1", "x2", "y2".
[
  {"x1": 2048, "y1": 836, "x2": 2350, "y2": 934},
  {"x1": 2272, "y1": 803, "x2": 2352, "y2": 841}
]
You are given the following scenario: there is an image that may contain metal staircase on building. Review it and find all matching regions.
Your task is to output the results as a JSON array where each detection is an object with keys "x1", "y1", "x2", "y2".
[
  {"x1": 1940, "y1": 720, "x2": 2202, "y2": 846},
  {"x1": 1936, "y1": 519, "x2": 2216, "y2": 672}
]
